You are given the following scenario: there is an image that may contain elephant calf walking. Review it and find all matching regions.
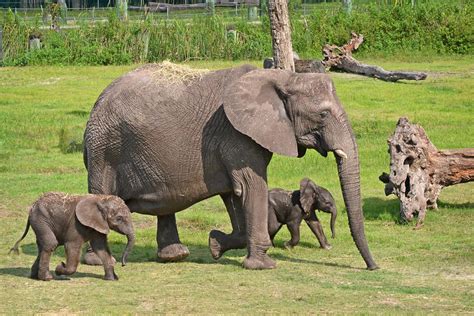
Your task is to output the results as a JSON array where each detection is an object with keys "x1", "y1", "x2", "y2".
[
  {"x1": 10, "y1": 192, "x2": 135, "y2": 281},
  {"x1": 268, "y1": 178, "x2": 337, "y2": 249}
]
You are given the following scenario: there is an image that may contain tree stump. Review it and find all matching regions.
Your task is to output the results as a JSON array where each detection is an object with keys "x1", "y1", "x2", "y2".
[
  {"x1": 323, "y1": 33, "x2": 427, "y2": 82},
  {"x1": 379, "y1": 117, "x2": 474, "y2": 228}
]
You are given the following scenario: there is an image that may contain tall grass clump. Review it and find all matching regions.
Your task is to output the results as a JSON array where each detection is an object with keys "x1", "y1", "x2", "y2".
[{"x1": 1, "y1": 1, "x2": 472, "y2": 65}]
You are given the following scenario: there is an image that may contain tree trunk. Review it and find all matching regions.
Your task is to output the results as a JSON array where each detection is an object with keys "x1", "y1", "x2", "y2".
[
  {"x1": 323, "y1": 33, "x2": 427, "y2": 82},
  {"x1": 380, "y1": 117, "x2": 474, "y2": 228},
  {"x1": 268, "y1": 0, "x2": 295, "y2": 71}
]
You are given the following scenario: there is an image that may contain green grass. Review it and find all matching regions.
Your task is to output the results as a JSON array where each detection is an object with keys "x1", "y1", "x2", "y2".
[{"x1": 0, "y1": 57, "x2": 473, "y2": 314}]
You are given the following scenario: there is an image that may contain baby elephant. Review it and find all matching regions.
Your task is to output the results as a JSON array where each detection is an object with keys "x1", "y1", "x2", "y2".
[
  {"x1": 10, "y1": 192, "x2": 135, "y2": 281},
  {"x1": 268, "y1": 178, "x2": 337, "y2": 249}
]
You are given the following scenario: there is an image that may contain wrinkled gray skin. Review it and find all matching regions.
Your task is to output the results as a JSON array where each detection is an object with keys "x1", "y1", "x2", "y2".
[
  {"x1": 83, "y1": 64, "x2": 378, "y2": 270},
  {"x1": 9, "y1": 192, "x2": 135, "y2": 281},
  {"x1": 268, "y1": 178, "x2": 337, "y2": 250}
]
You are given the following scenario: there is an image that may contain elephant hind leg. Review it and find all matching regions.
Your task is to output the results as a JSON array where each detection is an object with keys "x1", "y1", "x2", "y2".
[
  {"x1": 157, "y1": 214, "x2": 189, "y2": 262},
  {"x1": 209, "y1": 193, "x2": 246, "y2": 260}
]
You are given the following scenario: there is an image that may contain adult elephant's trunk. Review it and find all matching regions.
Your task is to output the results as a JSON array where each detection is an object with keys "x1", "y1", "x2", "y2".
[
  {"x1": 121, "y1": 233, "x2": 135, "y2": 266},
  {"x1": 335, "y1": 126, "x2": 378, "y2": 270}
]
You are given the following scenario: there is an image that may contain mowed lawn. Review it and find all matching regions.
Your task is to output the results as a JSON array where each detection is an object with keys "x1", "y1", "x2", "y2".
[{"x1": 0, "y1": 57, "x2": 473, "y2": 314}]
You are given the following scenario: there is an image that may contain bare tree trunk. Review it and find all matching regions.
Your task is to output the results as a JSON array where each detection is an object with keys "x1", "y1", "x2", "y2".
[
  {"x1": 268, "y1": 0, "x2": 295, "y2": 71},
  {"x1": 380, "y1": 117, "x2": 474, "y2": 228}
]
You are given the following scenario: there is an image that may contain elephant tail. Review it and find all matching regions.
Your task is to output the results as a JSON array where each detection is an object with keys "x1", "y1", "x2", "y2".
[{"x1": 9, "y1": 216, "x2": 31, "y2": 255}]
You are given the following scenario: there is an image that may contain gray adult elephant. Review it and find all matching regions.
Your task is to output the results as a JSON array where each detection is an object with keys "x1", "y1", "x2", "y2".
[{"x1": 83, "y1": 63, "x2": 378, "y2": 270}]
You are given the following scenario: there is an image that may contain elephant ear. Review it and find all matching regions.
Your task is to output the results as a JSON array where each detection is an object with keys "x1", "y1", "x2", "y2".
[
  {"x1": 299, "y1": 178, "x2": 316, "y2": 214},
  {"x1": 223, "y1": 69, "x2": 298, "y2": 157},
  {"x1": 75, "y1": 197, "x2": 110, "y2": 235}
]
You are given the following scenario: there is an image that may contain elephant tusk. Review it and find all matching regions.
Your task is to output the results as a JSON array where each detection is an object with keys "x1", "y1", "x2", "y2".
[{"x1": 334, "y1": 149, "x2": 348, "y2": 160}]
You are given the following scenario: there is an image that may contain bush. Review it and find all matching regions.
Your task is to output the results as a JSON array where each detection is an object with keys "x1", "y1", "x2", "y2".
[{"x1": 1, "y1": 1, "x2": 472, "y2": 66}]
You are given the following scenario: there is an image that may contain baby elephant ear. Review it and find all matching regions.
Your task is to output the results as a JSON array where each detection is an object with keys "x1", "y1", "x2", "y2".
[
  {"x1": 75, "y1": 197, "x2": 110, "y2": 235},
  {"x1": 223, "y1": 69, "x2": 298, "y2": 157},
  {"x1": 299, "y1": 178, "x2": 316, "y2": 214}
]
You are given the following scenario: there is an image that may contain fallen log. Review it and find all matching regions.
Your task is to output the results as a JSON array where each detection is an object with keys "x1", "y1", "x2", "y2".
[
  {"x1": 323, "y1": 32, "x2": 427, "y2": 82},
  {"x1": 380, "y1": 117, "x2": 474, "y2": 228}
]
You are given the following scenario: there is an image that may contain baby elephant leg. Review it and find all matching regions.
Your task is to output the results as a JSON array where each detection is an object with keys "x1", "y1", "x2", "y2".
[
  {"x1": 284, "y1": 221, "x2": 301, "y2": 249},
  {"x1": 90, "y1": 235, "x2": 118, "y2": 281},
  {"x1": 55, "y1": 242, "x2": 82, "y2": 277},
  {"x1": 35, "y1": 230, "x2": 58, "y2": 281}
]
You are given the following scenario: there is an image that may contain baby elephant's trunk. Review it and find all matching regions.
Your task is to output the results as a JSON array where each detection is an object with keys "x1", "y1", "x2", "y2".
[
  {"x1": 330, "y1": 208, "x2": 337, "y2": 238},
  {"x1": 121, "y1": 233, "x2": 135, "y2": 266}
]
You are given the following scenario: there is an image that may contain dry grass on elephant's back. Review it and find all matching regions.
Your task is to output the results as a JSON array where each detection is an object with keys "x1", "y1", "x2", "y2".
[{"x1": 134, "y1": 61, "x2": 210, "y2": 84}]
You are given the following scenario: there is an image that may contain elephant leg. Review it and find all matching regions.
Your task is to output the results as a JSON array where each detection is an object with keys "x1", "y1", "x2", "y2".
[
  {"x1": 35, "y1": 230, "x2": 57, "y2": 281},
  {"x1": 157, "y1": 214, "x2": 189, "y2": 262},
  {"x1": 238, "y1": 170, "x2": 275, "y2": 270},
  {"x1": 30, "y1": 255, "x2": 40, "y2": 279},
  {"x1": 90, "y1": 235, "x2": 117, "y2": 281},
  {"x1": 305, "y1": 212, "x2": 331, "y2": 249},
  {"x1": 209, "y1": 193, "x2": 247, "y2": 260},
  {"x1": 284, "y1": 221, "x2": 301, "y2": 249},
  {"x1": 55, "y1": 242, "x2": 81, "y2": 276}
]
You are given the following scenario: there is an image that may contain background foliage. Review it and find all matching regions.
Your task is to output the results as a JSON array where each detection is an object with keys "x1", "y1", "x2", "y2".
[{"x1": 1, "y1": 0, "x2": 472, "y2": 66}]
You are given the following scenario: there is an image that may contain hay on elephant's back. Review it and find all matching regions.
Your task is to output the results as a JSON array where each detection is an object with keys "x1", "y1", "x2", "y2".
[{"x1": 140, "y1": 61, "x2": 209, "y2": 84}]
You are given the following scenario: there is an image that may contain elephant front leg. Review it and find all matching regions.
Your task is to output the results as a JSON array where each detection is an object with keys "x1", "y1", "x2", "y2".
[
  {"x1": 90, "y1": 236, "x2": 118, "y2": 280},
  {"x1": 209, "y1": 193, "x2": 247, "y2": 260},
  {"x1": 55, "y1": 242, "x2": 81, "y2": 277},
  {"x1": 305, "y1": 212, "x2": 331, "y2": 249},
  {"x1": 157, "y1": 214, "x2": 190, "y2": 262},
  {"x1": 239, "y1": 170, "x2": 275, "y2": 270}
]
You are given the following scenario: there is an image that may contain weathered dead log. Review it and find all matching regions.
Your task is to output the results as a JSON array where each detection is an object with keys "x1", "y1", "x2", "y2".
[
  {"x1": 380, "y1": 117, "x2": 474, "y2": 228},
  {"x1": 268, "y1": 0, "x2": 294, "y2": 71},
  {"x1": 323, "y1": 33, "x2": 427, "y2": 82},
  {"x1": 263, "y1": 58, "x2": 325, "y2": 73}
]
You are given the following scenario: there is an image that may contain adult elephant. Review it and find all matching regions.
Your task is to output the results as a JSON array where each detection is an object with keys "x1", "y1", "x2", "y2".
[{"x1": 83, "y1": 63, "x2": 378, "y2": 270}]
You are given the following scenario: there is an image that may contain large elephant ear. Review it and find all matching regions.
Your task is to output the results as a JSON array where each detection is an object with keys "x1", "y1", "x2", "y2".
[
  {"x1": 223, "y1": 69, "x2": 298, "y2": 157},
  {"x1": 300, "y1": 178, "x2": 316, "y2": 214},
  {"x1": 75, "y1": 197, "x2": 110, "y2": 235}
]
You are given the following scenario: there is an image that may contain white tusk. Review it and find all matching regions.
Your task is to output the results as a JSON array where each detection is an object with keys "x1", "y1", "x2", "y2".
[{"x1": 334, "y1": 149, "x2": 348, "y2": 160}]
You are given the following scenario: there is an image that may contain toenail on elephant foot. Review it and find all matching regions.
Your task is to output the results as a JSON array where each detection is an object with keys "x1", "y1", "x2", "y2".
[
  {"x1": 157, "y1": 243, "x2": 190, "y2": 262},
  {"x1": 243, "y1": 255, "x2": 276, "y2": 270},
  {"x1": 208, "y1": 230, "x2": 225, "y2": 260}
]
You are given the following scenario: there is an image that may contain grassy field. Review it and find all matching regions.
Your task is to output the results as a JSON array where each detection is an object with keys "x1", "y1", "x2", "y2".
[{"x1": 0, "y1": 57, "x2": 473, "y2": 314}]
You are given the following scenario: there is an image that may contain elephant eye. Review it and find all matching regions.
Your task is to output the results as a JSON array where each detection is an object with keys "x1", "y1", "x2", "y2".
[
  {"x1": 320, "y1": 110, "x2": 329, "y2": 118},
  {"x1": 116, "y1": 216, "x2": 123, "y2": 222}
]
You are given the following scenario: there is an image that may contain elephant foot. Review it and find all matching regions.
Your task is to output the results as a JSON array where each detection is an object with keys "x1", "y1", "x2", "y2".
[
  {"x1": 283, "y1": 241, "x2": 295, "y2": 249},
  {"x1": 38, "y1": 270, "x2": 54, "y2": 281},
  {"x1": 243, "y1": 254, "x2": 276, "y2": 270},
  {"x1": 157, "y1": 243, "x2": 189, "y2": 262},
  {"x1": 209, "y1": 230, "x2": 225, "y2": 260},
  {"x1": 321, "y1": 244, "x2": 332, "y2": 250},
  {"x1": 55, "y1": 262, "x2": 66, "y2": 275},
  {"x1": 104, "y1": 271, "x2": 119, "y2": 281},
  {"x1": 82, "y1": 248, "x2": 116, "y2": 266}
]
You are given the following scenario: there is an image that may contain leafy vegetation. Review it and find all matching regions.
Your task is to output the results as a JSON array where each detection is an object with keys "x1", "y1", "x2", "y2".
[
  {"x1": 0, "y1": 58, "x2": 473, "y2": 313},
  {"x1": 1, "y1": 0, "x2": 472, "y2": 65}
]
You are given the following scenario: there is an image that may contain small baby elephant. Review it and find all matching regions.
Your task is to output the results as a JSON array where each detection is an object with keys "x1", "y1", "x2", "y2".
[
  {"x1": 10, "y1": 192, "x2": 135, "y2": 281},
  {"x1": 268, "y1": 178, "x2": 337, "y2": 249}
]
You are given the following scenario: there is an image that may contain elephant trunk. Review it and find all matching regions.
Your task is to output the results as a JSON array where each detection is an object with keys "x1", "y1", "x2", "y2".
[
  {"x1": 121, "y1": 233, "x2": 135, "y2": 266},
  {"x1": 335, "y1": 126, "x2": 378, "y2": 270},
  {"x1": 329, "y1": 208, "x2": 337, "y2": 238}
]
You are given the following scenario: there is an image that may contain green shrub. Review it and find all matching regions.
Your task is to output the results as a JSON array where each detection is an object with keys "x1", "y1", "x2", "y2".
[{"x1": 1, "y1": 1, "x2": 472, "y2": 66}]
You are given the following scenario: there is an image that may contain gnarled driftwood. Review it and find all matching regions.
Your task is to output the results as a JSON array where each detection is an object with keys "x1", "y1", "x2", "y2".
[
  {"x1": 323, "y1": 33, "x2": 427, "y2": 82},
  {"x1": 380, "y1": 117, "x2": 474, "y2": 228}
]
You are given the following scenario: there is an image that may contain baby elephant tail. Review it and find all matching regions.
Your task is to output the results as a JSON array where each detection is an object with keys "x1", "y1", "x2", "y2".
[{"x1": 9, "y1": 217, "x2": 31, "y2": 255}]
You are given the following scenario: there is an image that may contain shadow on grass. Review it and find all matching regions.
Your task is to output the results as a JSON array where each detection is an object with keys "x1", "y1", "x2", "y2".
[
  {"x1": 0, "y1": 267, "x2": 103, "y2": 280},
  {"x1": 270, "y1": 252, "x2": 363, "y2": 270},
  {"x1": 363, "y1": 197, "x2": 400, "y2": 221},
  {"x1": 437, "y1": 200, "x2": 474, "y2": 209}
]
